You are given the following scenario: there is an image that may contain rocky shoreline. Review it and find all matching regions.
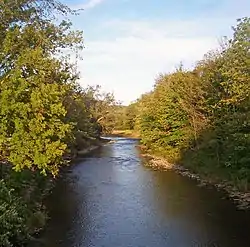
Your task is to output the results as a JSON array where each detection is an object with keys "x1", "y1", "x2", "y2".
[{"x1": 141, "y1": 153, "x2": 250, "y2": 210}]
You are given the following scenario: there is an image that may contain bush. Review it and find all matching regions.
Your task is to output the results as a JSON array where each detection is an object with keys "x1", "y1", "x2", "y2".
[{"x1": 0, "y1": 180, "x2": 27, "y2": 247}]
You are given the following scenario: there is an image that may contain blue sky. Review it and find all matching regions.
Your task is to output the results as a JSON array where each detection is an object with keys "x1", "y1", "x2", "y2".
[{"x1": 61, "y1": 0, "x2": 250, "y2": 104}]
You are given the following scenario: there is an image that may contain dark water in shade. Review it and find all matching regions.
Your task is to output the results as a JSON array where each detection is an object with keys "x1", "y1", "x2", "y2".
[{"x1": 40, "y1": 137, "x2": 250, "y2": 247}]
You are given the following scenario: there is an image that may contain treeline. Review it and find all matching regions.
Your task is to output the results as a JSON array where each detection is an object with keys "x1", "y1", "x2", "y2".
[
  {"x1": 112, "y1": 103, "x2": 139, "y2": 131},
  {"x1": 0, "y1": 1, "x2": 115, "y2": 246},
  {"x1": 120, "y1": 18, "x2": 250, "y2": 190}
]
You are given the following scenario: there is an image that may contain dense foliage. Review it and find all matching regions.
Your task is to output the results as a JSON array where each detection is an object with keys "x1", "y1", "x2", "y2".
[
  {"x1": 110, "y1": 103, "x2": 139, "y2": 131},
  {"x1": 127, "y1": 18, "x2": 250, "y2": 189},
  {"x1": 0, "y1": 171, "x2": 47, "y2": 247},
  {"x1": 0, "y1": 1, "x2": 249, "y2": 245},
  {"x1": 0, "y1": 1, "x2": 115, "y2": 246},
  {"x1": 0, "y1": 0, "x2": 82, "y2": 175}
]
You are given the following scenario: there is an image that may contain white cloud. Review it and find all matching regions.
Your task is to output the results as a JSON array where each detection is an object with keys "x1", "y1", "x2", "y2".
[
  {"x1": 77, "y1": 20, "x2": 221, "y2": 104},
  {"x1": 74, "y1": 0, "x2": 106, "y2": 10},
  {"x1": 66, "y1": 0, "x2": 250, "y2": 104}
]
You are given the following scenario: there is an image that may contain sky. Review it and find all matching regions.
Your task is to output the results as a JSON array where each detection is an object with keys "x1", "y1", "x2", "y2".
[{"x1": 62, "y1": 0, "x2": 250, "y2": 105}]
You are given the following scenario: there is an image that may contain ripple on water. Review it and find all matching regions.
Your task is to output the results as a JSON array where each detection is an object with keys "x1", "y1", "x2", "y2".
[{"x1": 40, "y1": 138, "x2": 250, "y2": 247}]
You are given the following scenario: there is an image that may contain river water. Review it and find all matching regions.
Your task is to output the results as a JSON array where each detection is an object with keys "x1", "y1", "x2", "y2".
[{"x1": 41, "y1": 137, "x2": 250, "y2": 247}]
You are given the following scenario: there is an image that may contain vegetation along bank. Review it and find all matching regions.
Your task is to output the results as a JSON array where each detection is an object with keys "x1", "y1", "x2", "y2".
[
  {"x1": 0, "y1": 0, "x2": 249, "y2": 245},
  {"x1": 112, "y1": 17, "x2": 250, "y2": 208},
  {"x1": 0, "y1": 1, "x2": 116, "y2": 246}
]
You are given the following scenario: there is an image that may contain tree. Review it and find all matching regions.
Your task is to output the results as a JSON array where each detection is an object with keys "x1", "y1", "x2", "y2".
[
  {"x1": 135, "y1": 17, "x2": 250, "y2": 189},
  {"x1": 0, "y1": 0, "x2": 83, "y2": 175},
  {"x1": 82, "y1": 85, "x2": 117, "y2": 134}
]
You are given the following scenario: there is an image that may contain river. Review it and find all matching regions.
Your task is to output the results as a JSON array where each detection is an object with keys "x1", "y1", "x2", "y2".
[{"x1": 40, "y1": 137, "x2": 250, "y2": 247}]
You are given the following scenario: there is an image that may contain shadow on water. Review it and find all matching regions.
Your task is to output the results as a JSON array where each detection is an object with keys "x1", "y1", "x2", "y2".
[{"x1": 39, "y1": 137, "x2": 250, "y2": 247}]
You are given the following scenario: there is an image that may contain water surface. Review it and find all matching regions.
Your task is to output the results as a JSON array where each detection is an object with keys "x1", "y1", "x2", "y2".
[{"x1": 42, "y1": 137, "x2": 250, "y2": 247}]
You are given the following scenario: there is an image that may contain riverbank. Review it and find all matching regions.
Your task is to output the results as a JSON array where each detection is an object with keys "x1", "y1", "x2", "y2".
[
  {"x1": 76, "y1": 137, "x2": 110, "y2": 156},
  {"x1": 0, "y1": 137, "x2": 109, "y2": 247},
  {"x1": 110, "y1": 130, "x2": 140, "y2": 138},
  {"x1": 141, "y1": 151, "x2": 250, "y2": 210}
]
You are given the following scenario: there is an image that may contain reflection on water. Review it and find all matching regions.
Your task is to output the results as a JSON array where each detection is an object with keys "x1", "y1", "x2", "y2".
[{"x1": 40, "y1": 137, "x2": 250, "y2": 247}]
